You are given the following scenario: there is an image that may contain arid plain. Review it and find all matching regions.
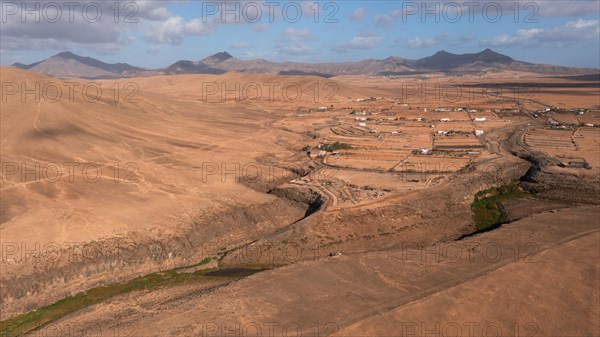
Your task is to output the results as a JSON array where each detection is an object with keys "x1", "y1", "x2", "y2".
[{"x1": 1, "y1": 66, "x2": 599, "y2": 336}]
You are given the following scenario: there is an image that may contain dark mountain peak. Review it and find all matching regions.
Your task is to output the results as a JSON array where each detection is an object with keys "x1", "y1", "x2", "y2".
[
  {"x1": 384, "y1": 56, "x2": 405, "y2": 62},
  {"x1": 54, "y1": 51, "x2": 80, "y2": 59},
  {"x1": 415, "y1": 49, "x2": 515, "y2": 70},
  {"x1": 52, "y1": 52, "x2": 102, "y2": 66},
  {"x1": 382, "y1": 56, "x2": 408, "y2": 67},
  {"x1": 204, "y1": 51, "x2": 234, "y2": 62},
  {"x1": 165, "y1": 59, "x2": 227, "y2": 75},
  {"x1": 477, "y1": 48, "x2": 503, "y2": 56},
  {"x1": 12, "y1": 62, "x2": 31, "y2": 69},
  {"x1": 12, "y1": 49, "x2": 590, "y2": 79},
  {"x1": 433, "y1": 50, "x2": 454, "y2": 56},
  {"x1": 14, "y1": 51, "x2": 143, "y2": 77},
  {"x1": 473, "y1": 48, "x2": 513, "y2": 63}
]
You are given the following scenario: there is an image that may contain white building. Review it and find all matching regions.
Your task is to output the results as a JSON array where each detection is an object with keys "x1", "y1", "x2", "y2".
[
  {"x1": 440, "y1": 118, "x2": 450, "y2": 122},
  {"x1": 358, "y1": 123, "x2": 367, "y2": 127},
  {"x1": 475, "y1": 130, "x2": 485, "y2": 136},
  {"x1": 474, "y1": 117, "x2": 487, "y2": 122}
]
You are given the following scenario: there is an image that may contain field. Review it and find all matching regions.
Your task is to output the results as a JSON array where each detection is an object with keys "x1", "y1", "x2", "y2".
[{"x1": 1, "y1": 67, "x2": 599, "y2": 336}]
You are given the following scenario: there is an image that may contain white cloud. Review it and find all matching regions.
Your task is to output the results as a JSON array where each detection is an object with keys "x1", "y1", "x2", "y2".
[
  {"x1": 0, "y1": 0, "x2": 253, "y2": 52},
  {"x1": 351, "y1": 7, "x2": 366, "y2": 21},
  {"x1": 449, "y1": 34, "x2": 476, "y2": 46},
  {"x1": 278, "y1": 42, "x2": 316, "y2": 56},
  {"x1": 242, "y1": 50, "x2": 278, "y2": 59},
  {"x1": 231, "y1": 42, "x2": 250, "y2": 49},
  {"x1": 0, "y1": 1, "x2": 173, "y2": 51},
  {"x1": 146, "y1": 45, "x2": 161, "y2": 55},
  {"x1": 395, "y1": 33, "x2": 449, "y2": 49},
  {"x1": 275, "y1": 28, "x2": 316, "y2": 56},
  {"x1": 144, "y1": 17, "x2": 215, "y2": 45},
  {"x1": 395, "y1": 33, "x2": 477, "y2": 49},
  {"x1": 373, "y1": 9, "x2": 402, "y2": 28},
  {"x1": 333, "y1": 33, "x2": 383, "y2": 52},
  {"x1": 135, "y1": 1, "x2": 173, "y2": 20},
  {"x1": 532, "y1": 0, "x2": 599, "y2": 17},
  {"x1": 252, "y1": 23, "x2": 267, "y2": 32},
  {"x1": 282, "y1": 27, "x2": 314, "y2": 42},
  {"x1": 482, "y1": 19, "x2": 599, "y2": 47},
  {"x1": 373, "y1": 0, "x2": 599, "y2": 28}
]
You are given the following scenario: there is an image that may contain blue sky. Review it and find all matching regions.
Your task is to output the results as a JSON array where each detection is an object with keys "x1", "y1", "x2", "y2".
[{"x1": 1, "y1": 0, "x2": 599, "y2": 68}]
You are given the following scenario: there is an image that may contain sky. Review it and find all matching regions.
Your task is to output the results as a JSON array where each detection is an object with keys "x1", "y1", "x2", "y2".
[{"x1": 1, "y1": 0, "x2": 599, "y2": 68}]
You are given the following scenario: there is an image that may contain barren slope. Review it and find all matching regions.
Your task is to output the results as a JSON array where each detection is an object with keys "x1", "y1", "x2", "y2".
[
  {"x1": 0, "y1": 67, "x2": 309, "y2": 316},
  {"x1": 26, "y1": 206, "x2": 599, "y2": 337}
]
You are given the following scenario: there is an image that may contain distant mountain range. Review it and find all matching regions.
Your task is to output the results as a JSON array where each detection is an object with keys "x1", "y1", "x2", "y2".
[
  {"x1": 13, "y1": 52, "x2": 145, "y2": 79},
  {"x1": 12, "y1": 49, "x2": 599, "y2": 79}
]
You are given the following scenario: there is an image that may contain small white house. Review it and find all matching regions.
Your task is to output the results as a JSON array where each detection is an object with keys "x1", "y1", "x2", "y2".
[
  {"x1": 475, "y1": 130, "x2": 485, "y2": 136},
  {"x1": 440, "y1": 118, "x2": 450, "y2": 122},
  {"x1": 474, "y1": 117, "x2": 487, "y2": 122},
  {"x1": 358, "y1": 123, "x2": 367, "y2": 127}
]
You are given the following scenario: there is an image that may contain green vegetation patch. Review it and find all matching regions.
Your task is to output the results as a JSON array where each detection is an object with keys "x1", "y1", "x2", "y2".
[
  {"x1": 1, "y1": 270, "x2": 207, "y2": 337},
  {"x1": 320, "y1": 142, "x2": 352, "y2": 152},
  {"x1": 471, "y1": 181, "x2": 529, "y2": 232},
  {"x1": 0, "y1": 256, "x2": 242, "y2": 337}
]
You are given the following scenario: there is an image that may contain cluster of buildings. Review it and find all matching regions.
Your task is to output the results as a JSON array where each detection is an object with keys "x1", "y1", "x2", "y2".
[
  {"x1": 538, "y1": 107, "x2": 588, "y2": 115},
  {"x1": 353, "y1": 97, "x2": 376, "y2": 103}
]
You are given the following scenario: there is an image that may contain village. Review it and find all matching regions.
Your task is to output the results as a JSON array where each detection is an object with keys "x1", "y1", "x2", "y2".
[{"x1": 273, "y1": 93, "x2": 599, "y2": 211}]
